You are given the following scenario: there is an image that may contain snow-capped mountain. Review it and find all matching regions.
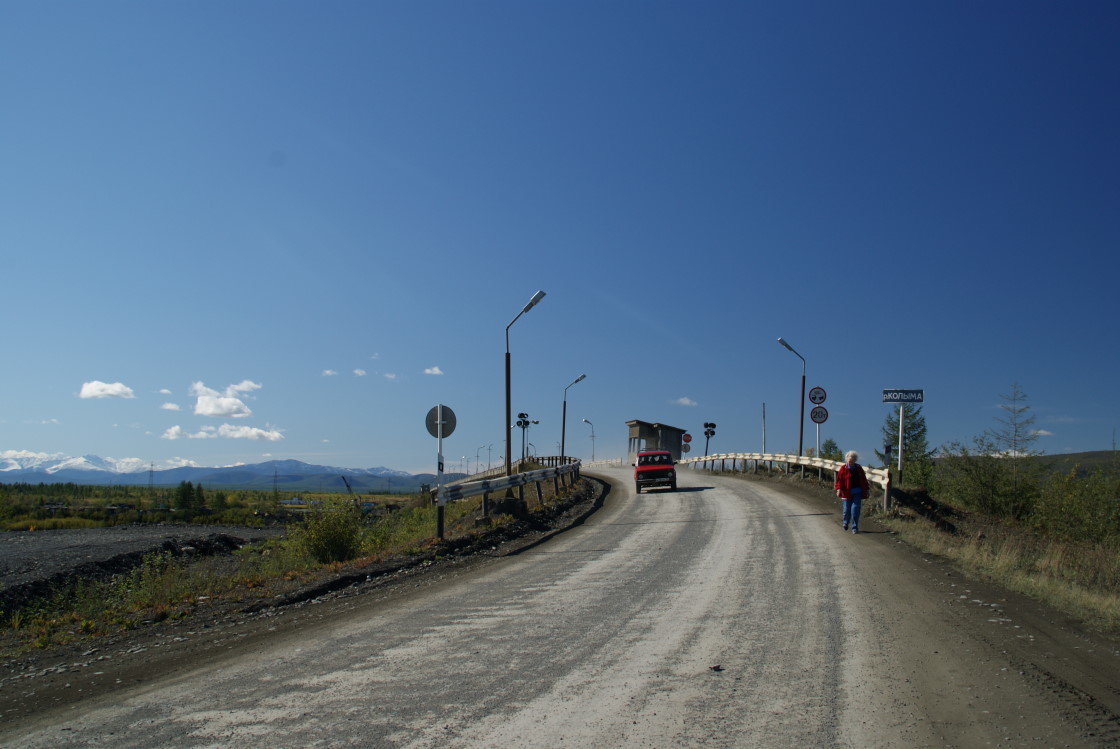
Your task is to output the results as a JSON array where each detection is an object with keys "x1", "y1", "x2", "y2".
[
  {"x1": 0, "y1": 451, "x2": 431, "y2": 491},
  {"x1": 0, "y1": 451, "x2": 148, "y2": 474}
]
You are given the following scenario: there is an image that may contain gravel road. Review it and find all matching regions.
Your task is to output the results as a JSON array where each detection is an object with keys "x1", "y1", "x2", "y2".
[{"x1": 2, "y1": 470, "x2": 1119, "y2": 747}]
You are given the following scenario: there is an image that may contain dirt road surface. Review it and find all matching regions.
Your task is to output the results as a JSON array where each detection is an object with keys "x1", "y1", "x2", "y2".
[{"x1": 2, "y1": 468, "x2": 1119, "y2": 747}]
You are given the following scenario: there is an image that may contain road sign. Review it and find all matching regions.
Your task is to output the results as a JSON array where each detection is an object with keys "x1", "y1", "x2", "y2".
[
  {"x1": 425, "y1": 404, "x2": 457, "y2": 438},
  {"x1": 808, "y1": 386, "x2": 827, "y2": 405},
  {"x1": 810, "y1": 406, "x2": 828, "y2": 424},
  {"x1": 682, "y1": 443, "x2": 691, "y2": 453},
  {"x1": 683, "y1": 433, "x2": 692, "y2": 443},
  {"x1": 882, "y1": 389, "x2": 924, "y2": 403}
]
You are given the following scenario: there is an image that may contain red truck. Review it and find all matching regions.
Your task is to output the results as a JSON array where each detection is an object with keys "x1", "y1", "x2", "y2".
[{"x1": 634, "y1": 449, "x2": 677, "y2": 493}]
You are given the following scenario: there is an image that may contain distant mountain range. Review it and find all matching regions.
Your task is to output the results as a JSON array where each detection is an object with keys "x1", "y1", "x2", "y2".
[{"x1": 0, "y1": 453, "x2": 463, "y2": 493}]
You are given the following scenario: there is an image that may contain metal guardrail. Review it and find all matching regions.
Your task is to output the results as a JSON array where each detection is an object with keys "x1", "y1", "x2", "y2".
[
  {"x1": 581, "y1": 458, "x2": 625, "y2": 469},
  {"x1": 462, "y1": 456, "x2": 579, "y2": 483},
  {"x1": 435, "y1": 461, "x2": 582, "y2": 503},
  {"x1": 679, "y1": 452, "x2": 892, "y2": 507}
]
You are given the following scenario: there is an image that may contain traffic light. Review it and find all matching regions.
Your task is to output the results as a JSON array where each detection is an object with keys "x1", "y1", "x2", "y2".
[{"x1": 703, "y1": 422, "x2": 716, "y2": 455}]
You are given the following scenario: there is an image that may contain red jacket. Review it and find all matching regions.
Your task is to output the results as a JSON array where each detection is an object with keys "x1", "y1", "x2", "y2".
[{"x1": 835, "y1": 463, "x2": 870, "y2": 499}]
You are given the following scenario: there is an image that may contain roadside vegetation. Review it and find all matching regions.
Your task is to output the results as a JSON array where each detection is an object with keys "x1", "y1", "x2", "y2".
[
  {"x1": 874, "y1": 384, "x2": 1120, "y2": 631},
  {"x1": 0, "y1": 473, "x2": 596, "y2": 656}
]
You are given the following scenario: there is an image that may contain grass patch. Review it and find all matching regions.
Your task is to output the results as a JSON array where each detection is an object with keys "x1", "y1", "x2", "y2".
[
  {"x1": 1, "y1": 517, "x2": 107, "y2": 531},
  {"x1": 879, "y1": 505, "x2": 1120, "y2": 632}
]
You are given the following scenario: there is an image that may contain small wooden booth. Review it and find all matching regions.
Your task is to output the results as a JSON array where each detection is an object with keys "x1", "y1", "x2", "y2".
[{"x1": 626, "y1": 420, "x2": 688, "y2": 464}]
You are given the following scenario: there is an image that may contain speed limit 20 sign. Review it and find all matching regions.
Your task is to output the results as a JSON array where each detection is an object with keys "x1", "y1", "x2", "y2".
[{"x1": 810, "y1": 406, "x2": 828, "y2": 424}]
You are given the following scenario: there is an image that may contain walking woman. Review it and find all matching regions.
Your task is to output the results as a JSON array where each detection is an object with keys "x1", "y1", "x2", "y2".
[{"x1": 834, "y1": 450, "x2": 870, "y2": 533}]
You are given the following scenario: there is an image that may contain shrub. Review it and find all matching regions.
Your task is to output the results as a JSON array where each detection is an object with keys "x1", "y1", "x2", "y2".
[
  {"x1": 1032, "y1": 468, "x2": 1120, "y2": 544},
  {"x1": 290, "y1": 499, "x2": 366, "y2": 564},
  {"x1": 932, "y1": 438, "x2": 1042, "y2": 521}
]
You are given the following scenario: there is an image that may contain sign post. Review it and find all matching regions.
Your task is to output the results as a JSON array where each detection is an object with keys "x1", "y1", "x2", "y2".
[
  {"x1": 808, "y1": 387, "x2": 827, "y2": 461},
  {"x1": 882, "y1": 390, "x2": 923, "y2": 486},
  {"x1": 425, "y1": 404, "x2": 457, "y2": 539},
  {"x1": 810, "y1": 403, "x2": 828, "y2": 478}
]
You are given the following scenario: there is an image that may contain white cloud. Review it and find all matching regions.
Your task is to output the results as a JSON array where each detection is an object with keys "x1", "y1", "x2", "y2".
[
  {"x1": 322, "y1": 369, "x2": 338, "y2": 377},
  {"x1": 226, "y1": 380, "x2": 262, "y2": 396},
  {"x1": 190, "y1": 381, "x2": 259, "y2": 418},
  {"x1": 79, "y1": 381, "x2": 135, "y2": 399},
  {"x1": 215, "y1": 424, "x2": 283, "y2": 441},
  {"x1": 161, "y1": 403, "x2": 181, "y2": 411},
  {"x1": 674, "y1": 397, "x2": 698, "y2": 407},
  {"x1": 370, "y1": 353, "x2": 380, "y2": 360},
  {"x1": 353, "y1": 369, "x2": 367, "y2": 377},
  {"x1": 41, "y1": 418, "x2": 60, "y2": 425},
  {"x1": 384, "y1": 373, "x2": 397, "y2": 381},
  {"x1": 424, "y1": 366, "x2": 444, "y2": 376},
  {"x1": 162, "y1": 425, "x2": 195, "y2": 440},
  {"x1": 1034, "y1": 429, "x2": 1055, "y2": 437},
  {"x1": 163, "y1": 457, "x2": 200, "y2": 468},
  {"x1": 159, "y1": 388, "x2": 172, "y2": 395},
  {"x1": 162, "y1": 423, "x2": 283, "y2": 441}
]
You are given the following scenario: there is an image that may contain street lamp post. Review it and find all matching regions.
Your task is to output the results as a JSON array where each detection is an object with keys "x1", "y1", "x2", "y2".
[
  {"x1": 506, "y1": 291, "x2": 546, "y2": 478},
  {"x1": 582, "y1": 418, "x2": 596, "y2": 461},
  {"x1": 560, "y1": 373, "x2": 586, "y2": 463},
  {"x1": 777, "y1": 337, "x2": 807, "y2": 475}
]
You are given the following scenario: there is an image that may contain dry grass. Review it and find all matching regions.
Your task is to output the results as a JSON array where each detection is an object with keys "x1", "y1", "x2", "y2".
[{"x1": 879, "y1": 508, "x2": 1120, "y2": 632}]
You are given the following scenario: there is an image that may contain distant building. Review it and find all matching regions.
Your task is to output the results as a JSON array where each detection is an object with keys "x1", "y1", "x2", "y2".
[{"x1": 626, "y1": 420, "x2": 688, "y2": 463}]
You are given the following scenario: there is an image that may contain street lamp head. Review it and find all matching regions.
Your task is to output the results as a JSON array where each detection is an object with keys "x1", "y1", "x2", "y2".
[
  {"x1": 777, "y1": 336, "x2": 805, "y2": 364},
  {"x1": 522, "y1": 290, "x2": 547, "y2": 314},
  {"x1": 582, "y1": 418, "x2": 592, "y2": 425}
]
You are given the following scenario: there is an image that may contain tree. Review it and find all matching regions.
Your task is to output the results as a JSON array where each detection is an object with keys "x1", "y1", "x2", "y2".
[
  {"x1": 986, "y1": 381, "x2": 1046, "y2": 510},
  {"x1": 820, "y1": 438, "x2": 843, "y2": 461},
  {"x1": 876, "y1": 405, "x2": 934, "y2": 484},
  {"x1": 932, "y1": 383, "x2": 1044, "y2": 520},
  {"x1": 174, "y1": 481, "x2": 194, "y2": 511}
]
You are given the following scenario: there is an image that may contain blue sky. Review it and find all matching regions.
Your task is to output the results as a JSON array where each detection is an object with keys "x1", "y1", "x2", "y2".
[{"x1": 3, "y1": 1, "x2": 1117, "y2": 474}]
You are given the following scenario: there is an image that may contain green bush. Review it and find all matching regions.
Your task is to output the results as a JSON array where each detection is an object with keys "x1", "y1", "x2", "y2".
[
  {"x1": 1032, "y1": 468, "x2": 1120, "y2": 544},
  {"x1": 290, "y1": 499, "x2": 366, "y2": 564},
  {"x1": 933, "y1": 438, "x2": 1042, "y2": 521}
]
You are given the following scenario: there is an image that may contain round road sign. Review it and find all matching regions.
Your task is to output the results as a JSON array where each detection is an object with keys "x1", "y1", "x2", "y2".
[
  {"x1": 683, "y1": 433, "x2": 692, "y2": 443},
  {"x1": 810, "y1": 406, "x2": 828, "y2": 424},
  {"x1": 808, "y1": 386, "x2": 827, "y2": 405},
  {"x1": 682, "y1": 443, "x2": 691, "y2": 453},
  {"x1": 425, "y1": 405, "x2": 457, "y2": 438}
]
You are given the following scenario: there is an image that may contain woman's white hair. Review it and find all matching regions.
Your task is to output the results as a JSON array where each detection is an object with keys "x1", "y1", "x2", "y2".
[{"x1": 844, "y1": 450, "x2": 859, "y2": 462}]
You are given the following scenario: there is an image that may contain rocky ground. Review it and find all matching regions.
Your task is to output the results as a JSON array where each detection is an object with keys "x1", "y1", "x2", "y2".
[{"x1": 0, "y1": 478, "x2": 607, "y2": 723}]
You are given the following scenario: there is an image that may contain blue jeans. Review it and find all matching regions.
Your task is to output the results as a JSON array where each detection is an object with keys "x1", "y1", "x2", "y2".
[{"x1": 842, "y1": 498, "x2": 862, "y2": 529}]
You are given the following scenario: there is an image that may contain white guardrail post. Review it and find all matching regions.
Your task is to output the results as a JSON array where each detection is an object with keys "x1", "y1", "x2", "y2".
[{"x1": 678, "y1": 453, "x2": 891, "y2": 509}]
